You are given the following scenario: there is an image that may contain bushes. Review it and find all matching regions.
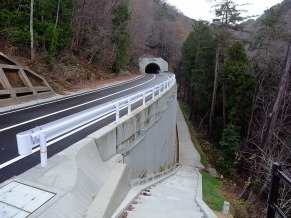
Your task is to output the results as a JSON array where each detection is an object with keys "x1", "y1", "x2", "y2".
[{"x1": 217, "y1": 124, "x2": 240, "y2": 176}]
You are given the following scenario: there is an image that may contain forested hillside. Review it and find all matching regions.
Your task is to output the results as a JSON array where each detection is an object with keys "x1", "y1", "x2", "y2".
[
  {"x1": 0, "y1": 0, "x2": 192, "y2": 90},
  {"x1": 177, "y1": 0, "x2": 291, "y2": 216}
]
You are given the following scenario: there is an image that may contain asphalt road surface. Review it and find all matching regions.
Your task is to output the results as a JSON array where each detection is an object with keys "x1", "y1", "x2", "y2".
[{"x1": 0, "y1": 73, "x2": 173, "y2": 184}]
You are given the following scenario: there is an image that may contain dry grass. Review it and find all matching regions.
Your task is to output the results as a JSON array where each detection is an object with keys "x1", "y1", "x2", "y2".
[
  {"x1": 0, "y1": 46, "x2": 142, "y2": 94},
  {"x1": 214, "y1": 211, "x2": 233, "y2": 218},
  {"x1": 62, "y1": 73, "x2": 140, "y2": 94}
]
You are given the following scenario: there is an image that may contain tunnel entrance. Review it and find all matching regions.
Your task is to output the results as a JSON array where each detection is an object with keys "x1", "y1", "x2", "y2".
[{"x1": 145, "y1": 63, "x2": 161, "y2": 74}]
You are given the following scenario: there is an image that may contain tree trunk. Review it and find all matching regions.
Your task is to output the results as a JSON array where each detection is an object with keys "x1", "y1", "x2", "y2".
[
  {"x1": 30, "y1": 0, "x2": 35, "y2": 61},
  {"x1": 55, "y1": 0, "x2": 61, "y2": 29},
  {"x1": 209, "y1": 48, "x2": 220, "y2": 132},
  {"x1": 75, "y1": 0, "x2": 87, "y2": 47},
  {"x1": 222, "y1": 80, "x2": 226, "y2": 130}
]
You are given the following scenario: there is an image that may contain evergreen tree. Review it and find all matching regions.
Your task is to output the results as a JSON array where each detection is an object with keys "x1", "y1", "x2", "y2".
[
  {"x1": 213, "y1": 0, "x2": 243, "y2": 27},
  {"x1": 209, "y1": 0, "x2": 246, "y2": 132},
  {"x1": 218, "y1": 124, "x2": 239, "y2": 175},
  {"x1": 111, "y1": 3, "x2": 131, "y2": 74},
  {"x1": 223, "y1": 42, "x2": 255, "y2": 131},
  {"x1": 179, "y1": 20, "x2": 215, "y2": 123}
]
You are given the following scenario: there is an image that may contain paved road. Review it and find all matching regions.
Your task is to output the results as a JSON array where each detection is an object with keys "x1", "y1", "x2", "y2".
[{"x1": 0, "y1": 73, "x2": 172, "y2": 184}]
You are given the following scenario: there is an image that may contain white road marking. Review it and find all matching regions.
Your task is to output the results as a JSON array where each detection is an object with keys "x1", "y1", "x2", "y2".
[
  {"x1": 0, "y1": 97, "x2": 140, "y2": 169},
  {"x1": 0, "y1": 112, "x2": 114, "y2": 169},
  {"x1": 0, "y1": 75, "x2": 145, "y2": 116},
  {"x1": 0, "y1": 75, "x2": 156, "y2": 133}
]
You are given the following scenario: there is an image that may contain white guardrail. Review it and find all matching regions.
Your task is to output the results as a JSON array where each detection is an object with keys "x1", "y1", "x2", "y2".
[{"x1": 16, "y1": 74, "x2": 176, "y2": 167}]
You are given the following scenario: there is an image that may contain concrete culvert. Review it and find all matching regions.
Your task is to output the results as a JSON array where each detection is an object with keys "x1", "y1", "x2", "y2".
[{"x1": 145, "y1": 63, "x2": 161, "y2": 74}]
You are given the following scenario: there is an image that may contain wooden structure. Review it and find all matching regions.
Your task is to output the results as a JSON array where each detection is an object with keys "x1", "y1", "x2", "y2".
[{"x1": 0, "y1": 52, "x2": 55, "y2": 107}]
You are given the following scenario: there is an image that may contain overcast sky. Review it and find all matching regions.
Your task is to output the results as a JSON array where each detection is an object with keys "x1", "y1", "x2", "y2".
[{"x1": 167, "y1": 0, "x2": 283, "y2": 21}]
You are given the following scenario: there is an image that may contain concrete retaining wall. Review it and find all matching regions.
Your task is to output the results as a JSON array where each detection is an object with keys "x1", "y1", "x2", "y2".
[
  {"x1": 0, "y1": 52, "x2": 55, "y2": 107},
  {"x1": 7, "y1": 82, "x2": 177, "y2": 218},
  {"x1": 117, "y1": 84, "x2": 177, "y2": 179}
]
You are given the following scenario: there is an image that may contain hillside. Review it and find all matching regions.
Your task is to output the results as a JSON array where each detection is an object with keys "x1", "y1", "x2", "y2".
[
  {"x1": 0, "y1": 0, "x2": 194, "y2": 92},
  {"x1": 239, "y1": 0, "x2": 291, "y2": 61},
  {"x1": 244, "y1": 0, "x2": 291, "y2": 34}
]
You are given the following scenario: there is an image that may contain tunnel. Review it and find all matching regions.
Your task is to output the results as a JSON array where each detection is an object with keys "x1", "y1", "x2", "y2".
[{"x1": 145, "y1": 63, "x2": 161, "y2": 74}]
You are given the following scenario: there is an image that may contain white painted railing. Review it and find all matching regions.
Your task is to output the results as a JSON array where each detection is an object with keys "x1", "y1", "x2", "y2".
[{"x1": 16, "y1": 74, "x2": 176, "y2": 167}]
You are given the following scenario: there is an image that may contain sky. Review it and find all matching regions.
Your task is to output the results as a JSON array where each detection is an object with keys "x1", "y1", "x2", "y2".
[{"x1": 166, "y1": 0, "x2": 283, "y2": 21}]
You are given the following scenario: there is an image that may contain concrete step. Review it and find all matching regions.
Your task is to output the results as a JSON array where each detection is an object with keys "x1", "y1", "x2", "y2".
[
  {"x1": 126, "y1": 209, "x2": 204, "y2": 218},
  {"x1": 132, "y1": 197, "x2": 200, "y2": 211},
  {"x1": 129, "y1": 203, "x2": 201, "y2": 213},
  {"x1": 122, "y1": 163, "x2": 205, "y2": 218}
]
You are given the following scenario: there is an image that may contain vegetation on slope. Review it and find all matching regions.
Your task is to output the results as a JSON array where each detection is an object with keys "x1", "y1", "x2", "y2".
[{"x1": 177, "y1": 0, "x2": 291, "y2": 217}]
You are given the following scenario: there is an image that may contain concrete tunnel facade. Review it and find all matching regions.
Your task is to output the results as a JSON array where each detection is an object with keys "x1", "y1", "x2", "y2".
[{"x1": 139, "y1": 57, "x2": 168, "y2": 74}]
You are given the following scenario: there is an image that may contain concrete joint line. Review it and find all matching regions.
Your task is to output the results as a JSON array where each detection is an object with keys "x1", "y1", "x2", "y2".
[
  {"x1": 130, "y1": 164, "x2": 180, "y2": 187},
  {"x1": 120, "y1": 134, "x2": 146, "y2": 156}
]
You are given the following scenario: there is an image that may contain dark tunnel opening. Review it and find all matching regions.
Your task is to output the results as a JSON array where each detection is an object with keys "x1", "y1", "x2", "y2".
[{"x1": 145, "y1": 63, "x2": 161, "y2": 74}]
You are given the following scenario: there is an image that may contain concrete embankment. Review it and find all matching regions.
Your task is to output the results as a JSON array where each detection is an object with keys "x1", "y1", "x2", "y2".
[{"x1": 0, "y1": 82, "x2": 178, "y2": 217}]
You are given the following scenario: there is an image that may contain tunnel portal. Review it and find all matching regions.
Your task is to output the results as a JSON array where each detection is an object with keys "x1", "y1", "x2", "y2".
[
  {"x1": 145, "y1": 63, "x2": 161, "y2": 74},
  {"x1": 139, "y1": 57, "x2": 168, "y2": 74}
]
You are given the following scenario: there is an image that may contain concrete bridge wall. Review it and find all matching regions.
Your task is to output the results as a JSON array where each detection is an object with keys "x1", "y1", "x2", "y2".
[
  {"x1": 7, "y1": 82, "x2": 177, "y2": 218},
  {"x1": 120, "y1": 89, "x2": 177, "y2": 179},
  {"x1": 89, "y1": 82, "x2": 177, "y2": 179}
]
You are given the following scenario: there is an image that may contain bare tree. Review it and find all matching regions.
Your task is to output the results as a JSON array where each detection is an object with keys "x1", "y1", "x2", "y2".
[
  {"x1": 30, "y1": 0, "x2": 35, "y2": 61},
  {"x1": 55, "y1": 0, "x2": 61, "y2": 28}
]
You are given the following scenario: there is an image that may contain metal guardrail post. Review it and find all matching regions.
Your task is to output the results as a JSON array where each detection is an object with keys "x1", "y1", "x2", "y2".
[
  {"x1": 116, "y1": 102, "x2": 120, "y2": 123},
  {"x1": 39, "y1": 132, "x2": 48, "y2": 167},
  {"x1": 266, "y1": 162, "x2": 282, "y2": 218},
  {"x1": 128, "y1": 98, "x2": 131, "y2": 115},
  {"x1": 143, "y1": 92, "x2": 146, "y2": 106},
  {"x1": 152, "y1": 87, "x2": 155, "y2": 100}
]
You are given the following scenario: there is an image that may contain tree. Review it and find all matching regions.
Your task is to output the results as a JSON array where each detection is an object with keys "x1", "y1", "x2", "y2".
[
  {"x1": 223, "y1": 42, "x2": 254, "y2": 130},
  {"x1": 111, "y1": 2, "x2": 131, "y2": 74},
  {"x1": 179, "y1": 20, "x2": 215, "y2": 124},
  {"x1": 54, "y1": 0, "x2": 61, "y2": 28},
  {"x1": 208, "y1": 0, "x2": 244, "y2": 132},
  {"x1": 213, "y1": 0, "x2": 243, "y2": 26},
  {"x1": 239, "y1": 4, "x2": 291, "y2": 211},
  {"x1": 218, "y1": 124, "x2": 239, "y2": 175},
  {"x1": 0, "y1": 0, "x2": 73, "y2": 58},
  {"x1": 30, "y1": 0, "x2": 35, "y2": 61}
]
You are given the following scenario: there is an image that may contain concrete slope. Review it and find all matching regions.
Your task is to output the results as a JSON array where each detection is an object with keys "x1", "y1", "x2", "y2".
[
  {"x1": 176, "y1": 103, "x2": 204, "y2": 168},
  {"x1": 125, "y1": 165, "x2": 204, "y2": 218}
]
